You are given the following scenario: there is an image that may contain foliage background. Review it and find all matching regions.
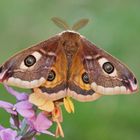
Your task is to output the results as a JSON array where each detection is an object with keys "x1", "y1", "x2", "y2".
[{"x1": 0, "y1": 0, "x2": 140, "y2": 140}]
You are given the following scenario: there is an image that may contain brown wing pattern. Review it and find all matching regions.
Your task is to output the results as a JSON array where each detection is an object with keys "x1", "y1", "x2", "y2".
[
  {"x1": 80, "y1": 38, "x2": 138, "y2": 95},
  {"x1": 0, "y1": 31, "x2": 137, "y2": 102},
  {"x1": 68, "y1": 41, "x2": 101, "y2": 102},
  {"x1": 0, "y1": 35, "x2": 68, "y2": 100},
  {"x1": 39, "y1": 44, "x2": 67, "y2": 100}
]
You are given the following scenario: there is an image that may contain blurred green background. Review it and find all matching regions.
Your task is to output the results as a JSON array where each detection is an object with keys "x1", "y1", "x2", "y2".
[{"x1": 0, "y1": 0, "x2": 140, "y2": 140}]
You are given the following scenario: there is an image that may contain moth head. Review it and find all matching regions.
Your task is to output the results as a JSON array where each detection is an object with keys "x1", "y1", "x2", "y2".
[
  {"x1": 84, "y1": 53, "x2": 138, "y2": 95},
  {"x1": 0, "y1": 46, "x2": 56, "y2": 89}
]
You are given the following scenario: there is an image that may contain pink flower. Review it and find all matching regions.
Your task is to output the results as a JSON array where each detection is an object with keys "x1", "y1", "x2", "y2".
[
  {"x1": 28, "y1": 112, "x2": 54, "y2": 136},
  {"x1": 0, "y1": 100, "x2": 35, "y2": 118},
  {"x1": 0, "y1": 85, "x2": 35, "y2": 118},
  {"x1": 4, "y1": 85, "x2": 28, "y2": 101},
  {"x1": 0, "y1": 125, "x2": 21, "y2": 140},
  {"x1": 0, "y1": 85, "x2": 54, "y2": 139}
]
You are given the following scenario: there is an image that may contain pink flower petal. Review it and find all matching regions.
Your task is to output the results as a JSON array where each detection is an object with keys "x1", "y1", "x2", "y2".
[
  {"x1": 4, "y1": 85, "x2": 28, "y2": 100},
  {"x1": 15, "y1": 101, "x2": 33, "y2": 109},
  {"x1": 17, "y1": 108, "x2": 35, "y2": 118},
  {"x1": 0, "y1": 101, "x2": 13, "y2": 109},
  {"x1": 5, "y1": 109, "x2": 17, "y2": 115},
  {"x1": 0, "y1": 129, "x2": 17, "y2": 140},
  {"x1": 32, "y1": 113, "x2": 52, "y2": 132},
  {"x1": 0, "y1": 101, "x2": 16, "y2": 114},
  {"x1": 0, "y1": 125, "x2": 4, "y2": 131}
]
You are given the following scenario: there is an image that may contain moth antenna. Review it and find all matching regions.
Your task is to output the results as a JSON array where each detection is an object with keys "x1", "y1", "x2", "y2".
[
  {"x1": 51, "y1": 17, "x2": 71, "y2": 30},
  {"x1": 72, "y1": 18, "x2": 89, "y2": 31}
]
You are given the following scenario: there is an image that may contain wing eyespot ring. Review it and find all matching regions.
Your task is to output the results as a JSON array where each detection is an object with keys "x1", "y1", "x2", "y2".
[
  {"x1": 47, "y1": 70, "x2": 56, "y2": 81},
  {"x1": 24, "y1": 55, "x2": 36, "y2": 67},
  {"x1": 82, "y1": 72, "x2": 90, "y2": 84},
  {"x1": 102, "y1": 62, "x2": 114, "y2": 74}
]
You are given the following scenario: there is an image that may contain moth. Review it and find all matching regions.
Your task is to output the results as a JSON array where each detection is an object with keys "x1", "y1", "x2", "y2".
[{"x1": 0, "y1": 18, "x2": 138, "y2": 102}]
